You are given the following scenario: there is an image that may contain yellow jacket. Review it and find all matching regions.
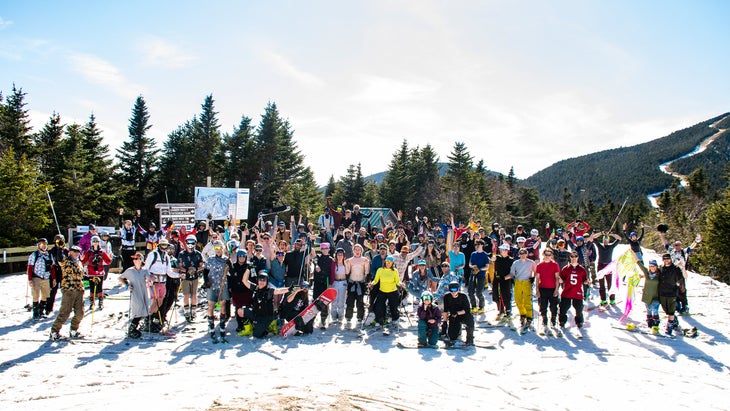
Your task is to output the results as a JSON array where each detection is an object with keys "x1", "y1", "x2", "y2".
[{"x1": 373, "y1": 267, "x2": 401, "y2": 293}]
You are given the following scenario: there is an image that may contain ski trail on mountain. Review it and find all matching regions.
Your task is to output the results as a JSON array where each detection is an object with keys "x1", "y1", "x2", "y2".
[{"x1": 647, "y1": 116, "x2": 729, "y2": 208}]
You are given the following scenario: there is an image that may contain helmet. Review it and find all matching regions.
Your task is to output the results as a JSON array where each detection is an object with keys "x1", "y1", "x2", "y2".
[
  {"x1": 149, "y1": 222, "x2": 156, "y2": 229},
  {"x1": 492, "y1": 222, "x2": 500, "y2": 228},
  {"x1": 421, "y1": 291, "x2": 434, "y2": 301},
  {"x1": 54, "y1": 234, "x2": 65, "y2": 242},
  {"x1": 298, "y1": 281, "x2": 310, "y2": 289},
  {"x1": 448, "y1": 281, "x2": 460, "y2": 292},
  {"x1": 228, "y1": 240, "x2": 240, "y2": 249},
  {"x1": 630, "y1": 232, "x2": 637, "y2": 238},
  {"x1": 185, "y1": 234, "x2": 196, "y2": 243},
  {"x1": 530, "y1": 229, "x2": 539, "y2": 236},
  {"x1": 158, "y1": 238, "x2": 169, "y2": 247},
  {"x1": 385, "y1": 255, "x2": 395, "y2": 263},
  {"x1": 212, "y1": 240, "x2": 224, "y2": 248},
  {"x1": 335, "y1": 247, "x2": 345, "y2": 255},
  {"x1": 517, "y1": 225, "x2": 524, "y2": 229},
  {"x1": 256, "y1": 272, "x2": 269, "y2": 283},
  {"x1": 516, "y1": 236, "x2": 526, "y2": 243},
  {"x1": 236, "y1": 250, "x2": 247, "y2": 259},
  {"x1": 504, "y1": 234, "x2": 512, "y2": 241},
  {"x1": 90, "y1": 236, "x2": 101, "y2": 243},
  {"x1": 575, "y1": 236, "x2": 585, "y2": 242},
  {"x1": 100, "y1": 231, "x2": 109, "y2": 237}
]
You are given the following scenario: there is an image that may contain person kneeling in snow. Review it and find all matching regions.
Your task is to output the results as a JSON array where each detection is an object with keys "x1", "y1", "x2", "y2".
[
  {"x1": 119, "y1": 252, "x2": 153, "y2": 339},
  {"x1": 442, "y1": 281, "x2": 474, "y2": 346},
  {"x1": 242, "y1": 270, "x2": 288, "y2": 338},
  {"x1": 280, "y1": 281, "x2": 315, "y2": 335},
  {"x1": 417, "y1": 291, "x2": 441, "y2": 347}
]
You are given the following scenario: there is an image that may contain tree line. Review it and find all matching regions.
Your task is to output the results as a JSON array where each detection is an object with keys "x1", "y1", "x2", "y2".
[{"x1": 1, "y1": 83, "x2": 729, "y2": 284}]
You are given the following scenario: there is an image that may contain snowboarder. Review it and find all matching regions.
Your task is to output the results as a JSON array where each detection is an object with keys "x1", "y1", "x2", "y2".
[
  {"x1": 659, "y1": 231, "x2": 701, "y2": 315},
  {"x1": 27, "y1": 238, "x2": 56, "y2": 320},
  {"x1": 330, "y1": 248, "x2": 348, "y2": 325},
  {"x1": 637, "y1": 259, "x2": 661, "y2": 334},
  {"x1": 312, "y1": 242, "x2": 333, "y2": 329},
  {"x1": 241, "y1": 271, "x2": 288, "y2": 338},
  {"x1": 227, "y1": 250, "x2": 253, "y2": 335},
  {"x1": 281, "y1": 281, "x2": 315, "y2": 335},
  {"x1": 143, "y1": 237, "x2": 174, "y2": 331},
  {"x1": 442, "y1": 281, "x2": 474, "y2": 346},
  {"x1": 204, "y1": 240, "x2": 230, "y2": 340},
  {"x1": 594, "y1": 231, "x2": 622, "y2": 306},
  {"x1": 50, "y1": 246, "x2": 86, "y2": 340},
  {"x1": 46, "y1": 234, "x2": 68, "y2": 315},
  {"x1": 119, "y1": 252, "x2": 153, "y2": 339},
  {"x1": 416, "y1": 290, "x2": 442, "y2": 348},
  {"x1": 468, "y1": 240, "x2": 490, "y2": 313}
]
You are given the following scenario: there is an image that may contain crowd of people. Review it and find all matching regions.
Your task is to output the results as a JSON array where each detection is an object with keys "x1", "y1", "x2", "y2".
[{"x1": 27, "y1": 203, "x2": 701, "y2": 344}]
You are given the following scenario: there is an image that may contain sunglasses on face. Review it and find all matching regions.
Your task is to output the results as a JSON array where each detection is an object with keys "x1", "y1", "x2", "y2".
[{"x1": 132, "y1": 257, "x2": 142, "y2": 261}]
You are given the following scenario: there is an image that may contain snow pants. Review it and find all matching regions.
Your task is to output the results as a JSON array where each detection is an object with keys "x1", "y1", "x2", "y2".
[
  {"x1": 447, "y1": 313, "x2": 474, "y2": 343},
  {"x1": 51, "y1": 289, "x2": 84, "y2": 333},
  {"x1": 468, "y1": 274, "x2": 486, "y2": 310},
  {"x1": 375, "y1": 290, "x2": 400, "y2": 324},
  {"x1": 330, "y1": 280, "x2": 347, "y2": 322},
  {"x1": 537, "y1": 287, "x2": 559, "y2": 326},
  {"x1": 558, "y1": 297, "x2": 584, "y2": 328},
  {"x1": 514, "y1": 280, "x2": 533, "y2": 320},
  {"x1": 418, "y1": 320, "x2": 439, "y2": 345}
]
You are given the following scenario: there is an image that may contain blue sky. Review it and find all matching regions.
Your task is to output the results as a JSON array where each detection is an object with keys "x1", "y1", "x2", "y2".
[{"x1": 1, "y1": 1, "x2": 728, "y2": 186}]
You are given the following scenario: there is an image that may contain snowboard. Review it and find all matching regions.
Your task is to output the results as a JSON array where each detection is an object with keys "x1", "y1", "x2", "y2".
[
  {"x1": 259, "y1": 205, "x2": 291, "y2": 217},
  {"x1": 280, "y1": 288, "x2": 337, "y2": 338}
]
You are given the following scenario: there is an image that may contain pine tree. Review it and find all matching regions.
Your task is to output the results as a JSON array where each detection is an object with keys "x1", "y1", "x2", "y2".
[
  {"x1": 116, "y1": 96, "x2": 159, "y2": 218},
  {"x1": 325, "y1": 175, "x2": 337, "y2": 198},
  {"x1": 194, "y1": 95, "x2": 223, "y2": 185},
  {"x1": 442, "y1": 141, "x2": 473, "y2": 222},
  {"x1": 33, "y1": 112, "x2": 65, "y2": 179},
  {"x1": 380, "y1": 140, "x2": 412, "y2": 213},
  {"x1": 0, "y1": 148, "x2": 52, "y2": 246},
  {"x1": 81, "y1": 114, "x2": 119, "y2": 225},
  {"x1": 158, "y1": 121, "x2": 197, "y2": 202},
  {"x1": 341, "y1": 163, "x2": 366, "y2": 206},
  {"x1": 279, "y1": 166, "x2": 322, "y2": 218},
  {"x1": 0, "y1": 84, "x2": 33, "y2": 158},
  {"x1": 411, "y1": 144, "x2": 441, "y2": 217}
]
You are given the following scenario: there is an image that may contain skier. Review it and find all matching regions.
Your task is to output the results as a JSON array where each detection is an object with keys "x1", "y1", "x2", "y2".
[
  {"x1": 118, "y1": 208, "x2": 140, "y2": 270},
  {"x1": 637, "y1": 259, "x2": 661, "y2": 334},
  {"x1": 535, "y1": 248, "x2": 561, "y2": 333},
  {"x1": 78, "y1": 224, "x2": 98, "y2": 255},
  {"x1": 510, "y1": 248, "x2": 536, "y2": 332},
  {"x1": 27, "y1": 238, "x2": 56, "y2": 320},
  {"x1": 345, "y1": 243, "x2": 370, "y2": 326},
  {"x1": 658, "y1": 253, "x2": 683, "y2": 336},
  {"x1": 406, "y1": 260, "x2": 437, "y2": 302},
  {"x1": 594, "y1": 231, "x2": 622, "y2": 306},
  {"x1": 143, "y1": 237, "x2": 174, "y2": 332},
  {"x1": 46, "y1": 234, "x2": 68, "y2": 316},
  {"x1": 659, "y1": 231, "x2": 701, "y2": 315},
  {"x1": 442, "y1": 281, "x2": 475, "y2": 346},
  {"x1": 468, "y1": 240, "x2": 490, "y2": 314},
  {"x1": 158, "y1": 244, "x2": 181, "y2": 328},
  {"x1": 227, "y1": 250, "x2": 253, "y2": 336},
  {"x1": 524, "y1": 229, "x2": 542, "y2": 262},
  {"x1": 558, "y1": 252, "x2": 589, "y2": 335},
  {"x1": 623, "y1": 222, "x2": 645, "y2": 262},
  {"x1": 416, "y1": 290, "x2": 442, "y2": 348},
  {"x1": 119, "y1": 252, "x2": 152, "y2": 339},
  {"x1": 204, "y1": 240, "x2": 230, "y2": 340},
  {"x1": 177, "y1": 234, "x2": 204, "y2": 322},
  {"x1": 241, "y1": 271, "x2": 289, "y2": 338},
  {"x1": 369, "y1": 255, "x2": 402, "y2": 332},
  {"x1": 81, "y1": 236, "x2": 112, "y2": 311},
  {"x1": 492, "y1": 243, "x2": 514, "y2": 322},
  {"x1": 50, "y1": 246, "x2": 86, "y2": 340},
  {"x1": 280, "y1": 281, "x2": 315, "y2": 335}
]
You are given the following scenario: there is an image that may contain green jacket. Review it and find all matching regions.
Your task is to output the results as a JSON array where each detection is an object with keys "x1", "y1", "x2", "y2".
[{"x1": 638, "y1": 263, "x2": 659, "y2": 305}]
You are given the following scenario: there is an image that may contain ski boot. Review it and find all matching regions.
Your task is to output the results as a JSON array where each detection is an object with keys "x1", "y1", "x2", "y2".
[
  {"x1": 69, "y1": 329, "x2": 83, "y2": 339},
  {"x1": 128, "y1": 318, "x2": 142, "y2": 339},
  {"x1": 98, "y1": 298, "x2": 104, "y2": 311},
  {"x1": 267, "y1": 319, "x2": 279, "y2": 335},
  {"x1": 238, "y1": 320, "x2": 253, "y2": 337},
  {"x1": 219, "y1": 314, "x2": 228, "y2": 331},
  {"x1": 32, "y1": 302, "x2": 42, "y2": 321},
  {"x1": 50, "y1": 330, "x2": 62, "y2": 340}
]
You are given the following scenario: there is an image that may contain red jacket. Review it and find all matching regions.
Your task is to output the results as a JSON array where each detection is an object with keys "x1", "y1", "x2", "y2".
[{"x1": 81, "y1": 248, "x2": 112, "y2": 278}]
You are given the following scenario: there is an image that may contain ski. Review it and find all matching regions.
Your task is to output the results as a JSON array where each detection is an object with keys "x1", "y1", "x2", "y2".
[{"x1": 259, "y1": 205, "x2": 291, "y2": 217}]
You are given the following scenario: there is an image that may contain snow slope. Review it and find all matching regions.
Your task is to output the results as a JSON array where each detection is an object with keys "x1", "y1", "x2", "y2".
[{"x1": 1, "y1": 246, "x2": 729, "y2": 411}]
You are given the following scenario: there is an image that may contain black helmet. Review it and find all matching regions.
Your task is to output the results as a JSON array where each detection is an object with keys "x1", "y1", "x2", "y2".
[
  {"x1": 54, "y1": 234, "x2": 65, "y2": 242},
  {"x1": 149, "y1": 221, "x2": 156, "y2": 229},
  {"x1": 492, "y1": 222, "x2": 499, "y2": 228}
]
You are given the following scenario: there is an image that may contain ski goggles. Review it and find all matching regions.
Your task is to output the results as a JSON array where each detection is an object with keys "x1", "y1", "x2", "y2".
[{"x1": 448, "y1": 285, "x2": 460, "y2": 293}]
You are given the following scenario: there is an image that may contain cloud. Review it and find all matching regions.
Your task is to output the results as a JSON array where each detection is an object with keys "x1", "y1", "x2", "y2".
[
  {"x1": 259, "y1": 50, "x2": 324, "y2": 88},
  {"x1": 0, "y1": 16, "x2": 13, "y2": 30},
  {"x1": 348, "y1": 74, "x2": 441, "y2": 103},
  {"x1": 139, "y1": 36, "x2": 196, "y2": 68},
  {"x1": 68, "y1": 53, "x2": 144, "y2": 99}
]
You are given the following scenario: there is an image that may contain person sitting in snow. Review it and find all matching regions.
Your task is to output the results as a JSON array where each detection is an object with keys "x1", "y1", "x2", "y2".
[
  {"x1": 280, "y1": 281, "x2": 315, "y2": 335},
  {"x1": 417, "y1": 291, "x2": 442, "y2": 348},
  {"x1": 242, "y1": 270, "x2": 289, "y2": 338},
  {"x1": 442, "y1": 281, "x2": 475, "y2": 346}
]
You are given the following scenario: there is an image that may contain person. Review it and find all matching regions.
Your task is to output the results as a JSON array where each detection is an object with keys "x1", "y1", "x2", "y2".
[
  {"x1": 99, "y1": 230, "x2": 114, "y2": 279},
  {"x1": 177, "y1": 234, "x2": 204, "y2": 322},
  {"x1": 442, "y1": 281, "x2": 475, "y2": 346},
  {"x1": 657, "y1": 253, "x2": 683, "y2": 336},
  {"x1": 370, "y1": 255, "x2": 402, "y2": 331},
  {"x1": 566, "y1": 220, "x2": 591, "y2": 240},
  {"x1": 78, "y1": 223, "x2": 98, "y2": 255},
  {"x1": 417, "y1": 291, "x2": 442, "y2": 348},
  {"x1": 158, "y1": 243, "x2": 181, "y2": 326},
  {"x1": 336, "y1": 228, "x2": 355, "y2": 259},
  {"x1": 510, "y1": 248, "x2": 537, "y2": 331},
  {"x1": 434, "y1": 261, "x2": 464, "y2": 302},
  {"x1": 204, "y1": 240, "x2": 230, "y2": 339},
  {"x1": 46, "y1": 234, "x2": 68, "y2": 316},
  {"x1": 406, "y1": 259, "x2": 437, "y2": 302},
  {"x1": 637, "y1": 259, "x2": 661, "y2": 334},
  {"x1": 81, "y1": 235, "x2": 112, "y2": 311},
  {"x1": 558, "y1": 251, "x2": 589, "y2": 334},
  {"x1": 659, "y1": 231, "x2": 701, "y2": 315},
  {"x1": 330, "y1": 248, "x2": 348, "y2": 325},
  {"x1": 317, "y1": 206, "x2": 336, "y2": 237},
  {"x1": 141, "y1": 237, "x2": 174, "y2": 332},
  {"x1": 535, "y1": 248, "x2": 561, "y2": 333},
  {"x1": 524, "y1": 229, "x2": 542, "y2": 262},
  {"x1": 27, "y1": 238, "x2": 56, "y2": 320},
  {"x1": 623, "y1": 223, "x2": 645, "y2": 262},
  {"x1": 492, "y1": 243, "x2": 514, "y2": 321},
  {"x1": 468, "y1": 240, "x2": 490, "y2": 314},
  {"x1": 312, "y1": 242, "x2": 334, "y2": 329},
  {"x1": 345, "y1": 244, "x2": 370, "y2": 325},
  {"x1": 548, "y1": 238, "x2": 571, "y2": 270},
  {"x1": 284, "y1": 239, "x2": 309, "y2": 287},
  {"x1": 594, "y1": 231, "x2": 622, "y2": 306},
  {"x1": 280, "y1": 281, "x2": 315, "y2": 335},
  {"x1": 119, "y1": 209, "x2": 140, "y2": 270},
  {"x1": 227, "y1": 250, "x2": 254, "y2": 335},
  {"x1": 446, "y1": 234, "x2": 466, "y2": 282},
  {"x1": 570, "y1": 235, "x2": 596, "y2": 301},
  {"x1": 119, "y1": 252, "x2": 152, "y2": 339},
  {"x1": 241, "y1": 271, "x2": 288, "y2": 338},
  {"x1": 50, "y1": 246, "x2": 86, "y2": 340},
  {"x1": 394, "y1": 244, "x2": 424, "y2": 282},
  {"x1": 275, "y1": 221, "x2": 291, "y2": 245}
]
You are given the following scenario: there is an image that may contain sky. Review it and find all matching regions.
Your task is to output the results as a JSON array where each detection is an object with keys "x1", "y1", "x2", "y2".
[{"x1": 1, "y1": 1, "x2": 729, "y2": 187}]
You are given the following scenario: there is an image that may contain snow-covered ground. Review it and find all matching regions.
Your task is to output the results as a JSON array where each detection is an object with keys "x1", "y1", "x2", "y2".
[{"x1": 1, "y1": 246, "x2": 729, "y2": 411}]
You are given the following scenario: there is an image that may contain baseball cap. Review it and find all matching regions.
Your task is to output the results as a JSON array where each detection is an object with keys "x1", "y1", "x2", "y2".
[
  {"x1": 499, "y1": 243, "x2": 510, "y2": 251},
  {"x1": 648, "y1": 260, "x2": 658, "y2": 266}
]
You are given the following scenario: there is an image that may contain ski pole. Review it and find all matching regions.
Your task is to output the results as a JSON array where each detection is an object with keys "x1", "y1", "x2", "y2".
[
  {"x1": 45, "y1": 188, "x2": 62, "y2": 237},
  {"x1": 126, "y1": 285, "x2": 132, "y2": 337},
  {"x1": 167, "y1": 280, "x2": 184, "y2": 330},
  {"x1": 607, "y1": 197, "x2": 629, "y2": 235},
  {"x1": 90, "y1": 279, "x2": 96, "y2": 334}
]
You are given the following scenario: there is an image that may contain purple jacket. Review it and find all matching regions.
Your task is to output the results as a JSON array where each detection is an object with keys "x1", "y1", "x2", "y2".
[{"x1": 417, "y1": 304, "x2": 442, "y2": 329}]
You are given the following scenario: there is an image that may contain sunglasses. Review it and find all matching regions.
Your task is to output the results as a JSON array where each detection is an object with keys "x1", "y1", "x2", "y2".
[
  {"x1": 544, "y1": 252, "x2": 553, "y2": 256},
  {"x1": 132, "y1": 257, "x2": 142, "y2": 261},
  {"x1": 570, "y1": 255, "x2": 579, "y2": 258}
]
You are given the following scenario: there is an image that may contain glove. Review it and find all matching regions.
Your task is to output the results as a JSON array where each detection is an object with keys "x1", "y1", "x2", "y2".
[
  {"x1": 471, "y1": 265, "x2": 480, "y2": 275},
  {"x1": 202, "y1": 280, "x2": 211, "y2": 289}
]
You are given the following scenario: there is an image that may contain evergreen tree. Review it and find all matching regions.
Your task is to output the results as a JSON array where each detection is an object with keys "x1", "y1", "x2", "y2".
[
  {"x1": 506, "y1": 166, "x2": 516, "y2": 191},
  {"x1": 687, "y1": 167, "x2": 709, "y2": 199},
  {"x1": 194, "y1": 95, "x2": 223, "y2": 185},
  {"x1": 221, "y1": 115, "x2": 256, "y2": 188},
  {"x1": 279, "y1": 166, "x2": 322, "y2": 218},
  {"x1": 116, "y1": 96, "x2": 159, "y2": 219},
  {"x1": 696, "y1": 168, "x2": 730, "y2": 284},
  {"x1": 33, "y1": 112, "x2": 65, "y2": 179},
  {"x1": 412, "y1": 144, "x2": 441, "y2": 217},
  {"x1": 158, "y1": 121, "x2": 197, "y2": 202},
  {"x1": 341, "y1": 163, "x2": 366, "y2": 206},
  {"x1": 0, "y1": 84, "x2": 33, "y2": 158},
  {"x1": 325, "y1": 175, "x2": 336, "y2": 198},
  {"x1": 380, "y1": 140, "x2": 412, "y2": 213},
  {"x1": 442, "y1": 141, "x2": 473, "y2": 222},
  {"x1": 81, "y1": 114, "x2": 119, "y2": 225},
  {"x1": 0, "y1": 149, "x2": 52, "y2": 246}
]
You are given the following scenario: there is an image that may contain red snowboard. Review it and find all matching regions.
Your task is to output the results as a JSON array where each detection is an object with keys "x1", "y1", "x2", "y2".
[{"x1": 280, "y1": 288, "x2": 337, "y2": 338}]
